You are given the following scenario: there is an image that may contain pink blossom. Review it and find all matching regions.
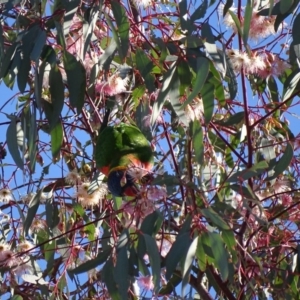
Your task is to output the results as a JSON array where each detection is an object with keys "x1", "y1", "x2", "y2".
[
  {"x1": 156, "y1": 236, "x2": 173, "y2": 257},
  {"x1": 66, "y1": 35, "x2": 83, "y2": 57},
  {"x1": 146, "y1": 186, "x2": 167, "y2": 201},
  {"x1": 256, "y1": 53, "x2": 289, "y2": 78},
  {"x1": 137, "y1": 275, "x2": 154, "y2": 291},
  {"x1": 227, "y1": 49, "x2": 252, "y2": 73},
  {"x1": 65, "y1": 169, "x2": 81, "y2": 185},
  {"x1": 121, "y1": 197, "x2": 157, "y2": 229},
  {"x1": 143, "y1": 113, "x2": 163, "y2": 127},
  {"x1": 95, "y1": 74, "x2": 129, "y2": 96},
  {"x1": 93, "y1": 27, "x2": 105, "y2": 40},
  {"x1": 66, "y1": 35, "x2": 99, "y2": 75},
  {"x1": 149, "y1": 89, "x2": 160, "y2": 102},
  {"x1": 219, "y1": 4, "x2": 238, "y2": 32},
  {"x1": 0, "y1": 188, "x2": 12, "y2": 203},
  {"x1": 272, "y1": 178, "x2": 291, "y2": 194},
  {"x1": 127, "y1": 163, "x2": 152, "y2": 181},
  {"x1": 184, "y1": 97, "x2": 204, "y2": 122},
  {"x1": 14, "y1": 257, "x2": 34, "y2": 276},
  {"x1": 289, "y1": 206, "x2": 300, "y2": 221},
  {"x1": 221, "y1": 5, "x2": 283, "y2": 41},
  {"x1": 139, "y1": 198, "x2": 156, "y2": 217},
  {"x1": 133, "y1": 0, "x2": 152, "y2": 9},
  {"x1": 69, "y1": 14, "x2": 83, "y2": 33},
  {"x1": 248, "y1": 11, "x2": 274, "y2": 41},
  {"x1": 0, "y1": 250, "x2": 17, "y2": 268},
  {"x1": 227, "y1": 49, "x2": 288, "y2": 78},
  {"x1": 280, "y1": 193, "x2": 293, "y2": 206}
]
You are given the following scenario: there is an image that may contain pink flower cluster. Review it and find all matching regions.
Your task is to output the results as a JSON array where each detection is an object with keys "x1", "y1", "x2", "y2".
[
  {"x1": 95, "y1": 73, "x2": 129, "y2": 96},
  {"x1": 221, "y1": 5, "x2": 283, "y2": 41},
  {"x1": 227, "y1": 49, "x2": 289, "y2": 78}
]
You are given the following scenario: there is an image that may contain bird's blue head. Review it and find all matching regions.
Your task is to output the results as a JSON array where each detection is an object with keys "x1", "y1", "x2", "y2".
[{"x1": 107, "y1": 168, "x2": 139, "y2": 197}]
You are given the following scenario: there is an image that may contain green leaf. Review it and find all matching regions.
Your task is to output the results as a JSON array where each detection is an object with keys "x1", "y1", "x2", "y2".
[
  {"x1": 208, "y1": 232, "x2": 229, "y2": 281},
  {"x1": 165, "y1": 232, "x2": 192, "y2": 280},
  {"x1": 223, "y1": 0, "x2": 233, "y2": 16},
  {"x1": 228, "y1": 10, "x2": 243, "y2": 37},
  {"x1": 292, "y1": 14, "x2": 300, "y2": 44},
  {"x1": 22, "y1": 106, "x2": 37, "y2": 173},
  {"x1": 209, "y1": 62, "x2": 225, "y2": 105},
  {"x1": 55, "y1": 21, "x2": 66, "y2": 49},
  {"x1": 63, "y1": 51, "x2": 86, "y2": 114},
  {"x1": 0, "y1": 42, "x2": 18, "y2": 79},
  {"x1": 181, "y1": 36, "x2": 204, "y2": 48},
  {"x1": 23, "y1": 190, "x2": 42, "y2": 236},
  {"x1": 267, "y1": 76, "x2": 279, "y2": 105},
  {"x1": 98, "y1": 38, "x2": 117, "y2": 71},
  {"x1": 105, "y1": 16, "x2": 122, "y2": 62},
  {"x1": 257, "y1": 1, "x2": 280, "y2": 16},
  {"x1": 230, "y1": 183, "x2": 256, "y2": 199},
  {"x1": 57, "y1": 274, "x2": 67, "y2": 291},
  {"x1": 70, "y1": 246, "x2": 112, "y2": 275},
  {"x1": 30, "y1": 29, "x2": 47, "y2": 61},
  {"x1": 182, "y1": 237, "x2": 198, "y2": 297},
  {"x1": 6, "y1": 116, "x2": 24, "y2": 170},
  {"x1": 114, "y1": 230, "x2": 129, "y2": 300},
  {"x1": 17, "y1": 51, "x2": 30, "y2": 94},
  {"x1": 182, "y1": 57, "x2": 210, "y2": 108},
  {"x1": 192, "y1": 119, "x2": 204, "y2": 165},
  {"x1": 274, "y1": 0, "x2": 300, "y2": 32},
  {"x1": 202, "y1": 83, "x2": 214, "y2": 124},
  {"x1": 45, "y1": 196, "x2": 60, "y2": 230},
  {"x1": 72, "y1": 203, "x2": 96, "y2": 241},
  {"x1": 48, "y1": 65, "x2": 64, "y2": 129},
  {"x1": 202, "y1": 23, "x2": 225, "y2": 77},
  {"x1": 215, "y1": 111, "x2": 244, "y2": 126},
  {"x1": 268, "y1": 142, "x2": 293, "y2": 180},
  {"x1": 227, "y1": 161, "x2": 269, "y2": 182},
  {"x1": 243, "y1": 0, "x2": 253, "y2": 45},
  {"x1": 110, "y1": 1, "x2": 130, "y2": 61},
  {"x1": 168, "y1": 66, "x2": 189, "y2": 126},
  {"x1": 50, "y1": 120, "x2": 63, "y2": 161},
  {"x1": 0, "y1": 22, "x2": 4, "y2": 63},
  {"x1": 199, "y1": 232, "x2": 215, "y2": 265},
  {"x1": 142, "y1": 233, "x2": 161, "y2": 292},
  {"x1": 280, "y1": 0, "x2": 293, "y2": 14},
  {"x1": 151, "y1": 62, "x2": 177, "y2": 127},
  {"x1": 11, "y1": 296, "x2": 23, "y2": 300},
  {"x1": 140, "y1": 210, "x2": 164, "y2": 236},
  {"x1": 159, "y1": 271, "x2": 182, "y2": 295},
  {"x1": 82, "y1": 2, "x2": 100, "y2": 58},
  {"x1": 44, "y1": 240, "x2": 56, "y2": 271},
  {"x1": 179, "y1": 215, "x2": 193, "y2": 236},
  {"x1": 196, "y1": 235, "x2": 206, "y2": 271},
  {"x1": 136, "y1": 49, "x2": 156, "y2": 93},
  {"x1": 260, "y1": 138, "x2": 276, "y2": 162},
  {"x1": 177, "y1": 60, "x2": 192, "y2": 95},
  {"x1": 225, "y1": 52, "x2": 238, "y2": 99},
  {"x1": 179, "y1": 0, "x2": 193, "y2": 32},
  {"x1": 17, "y1": 25, "x2": 41, "y2": 93},
  {"x1": 28, "y1": 111, "x2": 37, "y2": 173},
  {"x1": 201, "y1": 207, "x2": 230, "y2": 230},
  {"x1": 102, "y1": 258, "x2": 122, "y2": 300},
  {"x1": 190, "y1": 0, "x2": 208, "y2": 22},
  {"x1": 282, "y1": 69, "x2": 300, "y2": 103},
  {"x1": 221, "y1": 230, "x2": 238, "y2": 264}
]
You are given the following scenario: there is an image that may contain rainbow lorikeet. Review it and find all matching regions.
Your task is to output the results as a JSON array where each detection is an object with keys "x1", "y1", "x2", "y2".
[{"x1": 95, "y1": 119, "x2": 153, "y2": 197}]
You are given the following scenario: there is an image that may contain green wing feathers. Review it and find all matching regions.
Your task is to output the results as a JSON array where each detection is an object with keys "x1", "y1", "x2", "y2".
[{"x1": 95, "y1": 123, "x2": 153, "y2": 175}]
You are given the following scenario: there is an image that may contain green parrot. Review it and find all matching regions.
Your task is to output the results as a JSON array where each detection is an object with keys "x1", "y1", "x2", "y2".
[{"x1": 95, "y1": 116, "x2": 153, "y2": 197}]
